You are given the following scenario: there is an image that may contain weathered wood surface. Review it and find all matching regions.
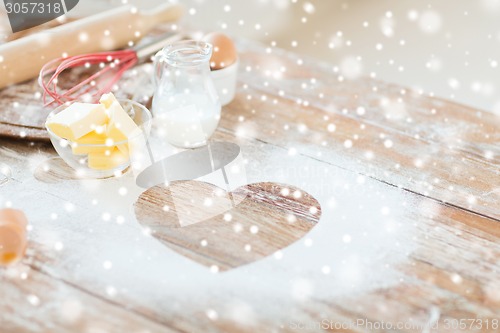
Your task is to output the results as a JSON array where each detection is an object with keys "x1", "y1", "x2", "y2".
[
  {"x1": 0, "y1": 262, "x2": 175, "y2": 333},
  {"x1": 135, "y1": 181, "x2": 321, "y2": 271},
  {"x1": 231, "y1": 46, "x2": 500, "y2": 221},
  {"x1": 0, "y1": 38, "x2": 499, "y2": 333}
]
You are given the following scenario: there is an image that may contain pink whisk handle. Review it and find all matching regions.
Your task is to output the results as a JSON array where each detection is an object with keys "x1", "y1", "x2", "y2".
[
  {"x1": 38, "y1": 32, "x2": 182, "y2": 106},
  {"x1": 39, "y1": 49, "x2": 138, "y2": 106}
]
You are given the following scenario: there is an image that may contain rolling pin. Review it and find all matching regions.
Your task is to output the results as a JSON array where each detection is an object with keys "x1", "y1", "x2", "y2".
[{"x1": 0, "y1": 2, "x2": 184, "y2": 89}]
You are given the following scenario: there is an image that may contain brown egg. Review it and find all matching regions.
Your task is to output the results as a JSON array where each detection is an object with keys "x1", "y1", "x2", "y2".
[
  {"x1": 0, "y1": 208, "x2": 28, "y2": 266},
  {"x1": 203, "y1": 32, "x2": 238, "y2": 70}
]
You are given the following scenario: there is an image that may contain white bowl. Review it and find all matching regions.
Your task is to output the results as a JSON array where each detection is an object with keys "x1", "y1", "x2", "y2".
[{"x1": 211, "y1": 59, "x2": 239, "y2": 106}]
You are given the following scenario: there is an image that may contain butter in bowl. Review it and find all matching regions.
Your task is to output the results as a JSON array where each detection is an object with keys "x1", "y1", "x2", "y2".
[{"x1": 45, "y1": 93, "x2": 152, "y2": 178}]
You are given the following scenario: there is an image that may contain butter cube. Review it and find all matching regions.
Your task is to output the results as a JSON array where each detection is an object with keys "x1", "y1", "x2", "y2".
[
  {"x1": 106, "y1": 101, "x2": 141, "y2": 143},
  {"x1": 98, "y1": 93, "x2": 139, "y2": 158},
  {"x1": 88, "y1": 148, "x2": 129, "y2": 170},
  {"x1": 99, "y1": 92, "x2": 120, "y2": 109},
  {"x1": 46, "y1": 103, "x2": 108, "y2": 140},
  {"x1": 116, "y1": 144, "x2": 130, "y2": 157},
  {"x1": 71, "y1": 130, "x2": 109, "y2": 155}
]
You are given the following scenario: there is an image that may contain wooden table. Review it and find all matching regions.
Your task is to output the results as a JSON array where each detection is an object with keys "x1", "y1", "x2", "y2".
[{"x1": 0, "y1": 39, "x2": 499, "y2": 333}]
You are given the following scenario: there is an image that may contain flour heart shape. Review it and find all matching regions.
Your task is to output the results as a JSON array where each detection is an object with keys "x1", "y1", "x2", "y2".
[
  {"x1": 135, "y1": 181, "x2": 321, "y2": 271},
  {"x1": 5, "y1": 0, "x2": 79, "y2": 33}
]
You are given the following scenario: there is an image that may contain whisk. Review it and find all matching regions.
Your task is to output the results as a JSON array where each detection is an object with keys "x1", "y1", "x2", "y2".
[{"x1": 39, "y1": 32, "x2": 183, "y2": 106}]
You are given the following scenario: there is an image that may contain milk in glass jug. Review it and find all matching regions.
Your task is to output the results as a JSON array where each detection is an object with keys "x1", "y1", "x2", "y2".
[{"x1": 152, "y1": 41, "x2": 221, "y2": 148}]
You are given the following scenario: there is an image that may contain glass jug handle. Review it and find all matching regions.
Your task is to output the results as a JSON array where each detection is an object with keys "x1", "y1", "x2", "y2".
[{"x1": 153, "y1": 50, "x2": 165, "y2": 88}]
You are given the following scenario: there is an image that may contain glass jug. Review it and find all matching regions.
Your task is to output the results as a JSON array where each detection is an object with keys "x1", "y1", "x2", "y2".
[{"x1": 152, "y1": 40, "x2": 221, "y2": 148}]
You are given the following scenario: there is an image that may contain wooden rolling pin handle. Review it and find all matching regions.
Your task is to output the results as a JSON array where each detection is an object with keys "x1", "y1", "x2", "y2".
[{"x1": 143, "y1": 2, "x2": 185, "y2": 28}]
